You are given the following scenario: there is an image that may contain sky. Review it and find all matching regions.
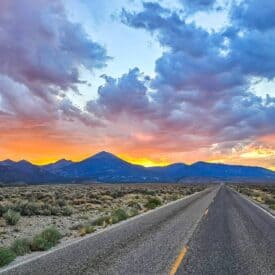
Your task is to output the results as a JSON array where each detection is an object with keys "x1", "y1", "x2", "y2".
[{"x1": 0, "y1": 0, "x2": 275, "y2": 170}]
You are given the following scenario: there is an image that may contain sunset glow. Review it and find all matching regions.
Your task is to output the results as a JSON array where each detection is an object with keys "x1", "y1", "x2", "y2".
[{"x1": 0, "y1": 0, "x2": 274, "y2": 171}]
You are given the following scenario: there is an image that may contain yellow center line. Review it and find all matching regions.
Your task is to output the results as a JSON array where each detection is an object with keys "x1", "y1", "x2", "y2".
[{"x1": 169, "y1": 245, "x2": 189, "y2": 275}]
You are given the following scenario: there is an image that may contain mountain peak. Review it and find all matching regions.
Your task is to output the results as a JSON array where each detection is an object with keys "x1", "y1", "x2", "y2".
[
  {"x1": 92, "y1": 151, "x2": 119, "y2": 159},
  {"x1": 42, "y1": 158, "x2": 73, "y2": 171},
  {"x1": 54, "y1": 159, "x2": 72, "y2": 164},
  {"x1": 0, "y1": 153, "x2": 275, "y2": 184},
  {"x1": 17, "y1": 160, "x2": 32, "y2": 165},
  {"x1": 0, "y1": 159, "x2": 16, "y2": 165},
  {"x1": 192, "y1": 161, "x2": 209, "y2": 166}
]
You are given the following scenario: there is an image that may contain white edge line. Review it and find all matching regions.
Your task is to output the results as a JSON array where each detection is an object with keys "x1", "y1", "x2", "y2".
[
  {"x1": 0, "y1": 187, "x2": 212, "y2": 273},
  {"x1": 232, "y1": 188, "x2": 275, "y2": 220}
]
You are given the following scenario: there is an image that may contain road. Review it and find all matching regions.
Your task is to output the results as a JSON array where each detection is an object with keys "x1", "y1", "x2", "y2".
[
  {"x1": 1, "y1": 185, "x2": 275, "y2": 275},
  {"x1": 177, "y1": 186, "x2": 275, "y2": 275},
  {"x1": 1, "y1": 187, "x2": 217, "y2": 275}
]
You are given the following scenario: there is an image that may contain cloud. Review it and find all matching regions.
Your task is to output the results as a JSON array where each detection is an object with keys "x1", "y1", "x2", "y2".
[
  {"x1": 0, "y1": 0, "x2": 110, "y2": 124},
  {"x1": 0, "y1": 0, "x2": 274, "y2": 168},
  {"x1": 231, "y1": 0, "x2": 275, "y2": 31},
  {"x1": 228, "y1": 31, "x2": 275, "y2": 79},
  {"x1": 87, "y1": 1, "x2": 275, "y2": 156},
  {"x1": 179, "y1": 0, "x2": 216, "y2": 13},
  {"x1": 86, "y1": 68, "x2": 152, "y2": 120},
  {"x1": 122, "y1": 3, "x2": 222, "y2": 57},
  {"x1": 59, "y1": 98, "x2": 103, "y2": 127},
  {"x1": 88, "y1": 0, "x2": 275, "y2": 150}
]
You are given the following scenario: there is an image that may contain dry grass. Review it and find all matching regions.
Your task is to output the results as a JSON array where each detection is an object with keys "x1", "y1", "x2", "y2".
[{"x1": 0, "y1": 184, "x2": 206, "y2": 247}]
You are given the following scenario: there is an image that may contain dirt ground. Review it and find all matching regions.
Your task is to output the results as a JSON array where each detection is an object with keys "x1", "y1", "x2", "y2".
[{"x1": 0, "y1": 184, "x2": 206, "y2": 246}]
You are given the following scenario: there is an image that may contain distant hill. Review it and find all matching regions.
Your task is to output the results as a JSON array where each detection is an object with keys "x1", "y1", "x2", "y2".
[
  {"x1": 0, "y1": 151, "x2": 275, "y2": 184},
  {"x1": 50, "y1": 152, "x2": 190, "y2": 183},
  {"x1": 0, "y1": 160, "x2": 64, "y2": 184},
  {"x1": 43, "y1": 159, "x2": 73, "y2": 172}
]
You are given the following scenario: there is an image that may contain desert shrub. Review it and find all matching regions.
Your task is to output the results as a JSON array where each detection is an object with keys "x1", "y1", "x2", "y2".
[
  {"x1": 89, "y1": 199, "x2": 102, "y2": 204},
  {"x1": 145, "y1": 197, "x2": 162, "y2": 209},
  {"x1": 79, "y1": 225, "x2": 96, "y2": 236},
  {"x1": 111, "y1": 208, "x2": 128, "y2": 224},
  {"x1": 171, "y1": 194, "x2": 180, "y2": 200},
  {"x1": 3, "y1": 209, "x2": 21, "y2": 225},
  {"x1": 265, "y1": 197, "x2": 275, "y2": 205},
  {"x1": 72, "y1": 199, "x2": 86, "y2": 206},
  {"x1": 49, "y1": 206, "x2": 60, "y2": 216},
  {"x1": 92, "y1": 215, "x2": 111, "y2": 226},
  {"x1": 40, "y1": 208, "x2": 51, "y2": 216},
  {"x1": 127, "y1": 201, "x2": 142, "y2": 210},
  {"x1": 111, "y1": 191, "x2": 124, "y2": 199},
  {"x1": 0, "y1": 247, "x2": 16, "y2": 267},
  {"x1": 11, "y1": 238, "x2": 31, "y2": 256},
  {"x1": 13, "y1": 201, "x2": 40, "y2": 216},
  {"x1": 0, "y1": 204, "x2": 8, "y2": 217},
  {"x1": 61, "y1": 206, "x2": 73, "y2": 216},
  {"x1": 185, "y1": 189, "x2": 194, "y2": 195},
  {"x1": 13, "y1": 201, "x2": 55, "y2": 216},
  {"x1": 31, "y1": 227, "x2": 62, "y2": 251},
  {"x1": 140, "y1": 189, "x2": 156, "y2": 196},
  {"x1": 35, "y1": 192, "x2": 45, "y2": 200},
  {"x1": 56, "y1": 199, "x2": 66, "y2": 207},
  {"x1": 240, "y1": 189, "x2": 252, "y2": 197},
  {"x1": 127, "y1": 208, "x2": 139, "y2": 217},
  {"x1": 270, "y1": 204, "x2": 275, "y2": 210}
]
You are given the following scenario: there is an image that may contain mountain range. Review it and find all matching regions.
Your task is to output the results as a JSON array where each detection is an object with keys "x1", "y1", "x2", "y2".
[{"x1": 0, "y1": 151, "x2": 275, "y2": 185}]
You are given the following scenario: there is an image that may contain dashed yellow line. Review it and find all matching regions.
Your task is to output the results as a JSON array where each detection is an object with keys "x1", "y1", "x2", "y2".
[
  {"x1": 169, "y1": 207, "x2": 209, "y2": 275},
  {"x1": 169, "y1": 245, "x2": 189, "y2": 275}
]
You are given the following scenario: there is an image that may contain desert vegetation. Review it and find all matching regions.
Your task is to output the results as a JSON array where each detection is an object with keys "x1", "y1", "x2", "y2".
[
  {"x1": 0, "y1": 184, "x2": 205, "y2": 267},
  {"x1": 0, "y1": 226, "x2": 62, "y2": 267},
  {"x1": 234, "y1": 185, "x2": 275, "y2": 211}
]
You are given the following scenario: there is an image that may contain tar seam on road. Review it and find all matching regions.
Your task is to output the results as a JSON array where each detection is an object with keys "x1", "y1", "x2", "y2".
[{"x1": 169, "y1": 245, "x2": 189, "y2": 275}]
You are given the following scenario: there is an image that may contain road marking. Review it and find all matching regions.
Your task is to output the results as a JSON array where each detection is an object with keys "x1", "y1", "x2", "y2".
[
  {"x1": 230, "y1": 188, "x2": 275, "y2": 220},
  {"x1": 0, "y1": 189, "x2": 212, "y2": 274},
  {"x1": 240, "y1": 193, "x2": 275, "y2": 220},
  {"x1": 204, "y1": 208, "x2": 208, "y2": 216},
  {"x1": 169, "y1": 245, "x2": 189, "y2": 275}
]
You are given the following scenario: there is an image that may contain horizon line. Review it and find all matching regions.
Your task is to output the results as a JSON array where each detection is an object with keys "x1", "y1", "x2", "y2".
[{"x1": 0, "y1": 151, "x2": 274, "y2": 172}]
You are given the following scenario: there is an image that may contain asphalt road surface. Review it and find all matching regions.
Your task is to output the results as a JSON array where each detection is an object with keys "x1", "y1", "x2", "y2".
[
  {"x1": 1, "y1": 185, "x2": 275, "y2": 275},
  {"x1": 177, "y1": 186, "x2": 275, "y2": 275},
  {"x1": 1, "y1": 187, "x2": 217, "y2": 275}
]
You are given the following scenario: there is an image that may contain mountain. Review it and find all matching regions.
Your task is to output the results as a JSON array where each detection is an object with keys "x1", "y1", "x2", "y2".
[
  {"x1": 188, "y1": 162, "x2": 275, "y2": 180},
  {"x1": 48, "y1": 151, "x2": 164, "y2": 182},
  {"x1": 0, "y1": 160, "x2": 65, "y2": 184},
  {"x1": 43, "y1": 159, "x2": 73, "y2": 172},
  {"x1": 0, "y1": 151, "x2": 275, "y2": 184}
]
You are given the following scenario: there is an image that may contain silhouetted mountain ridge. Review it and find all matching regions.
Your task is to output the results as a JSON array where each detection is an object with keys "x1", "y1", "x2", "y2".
[
  {"x1": 0, "y1": 160, "x2": 63, "y2": 184},
  {"x1": 0, "y1": 151, "x2": 274, "y2": 184}
]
